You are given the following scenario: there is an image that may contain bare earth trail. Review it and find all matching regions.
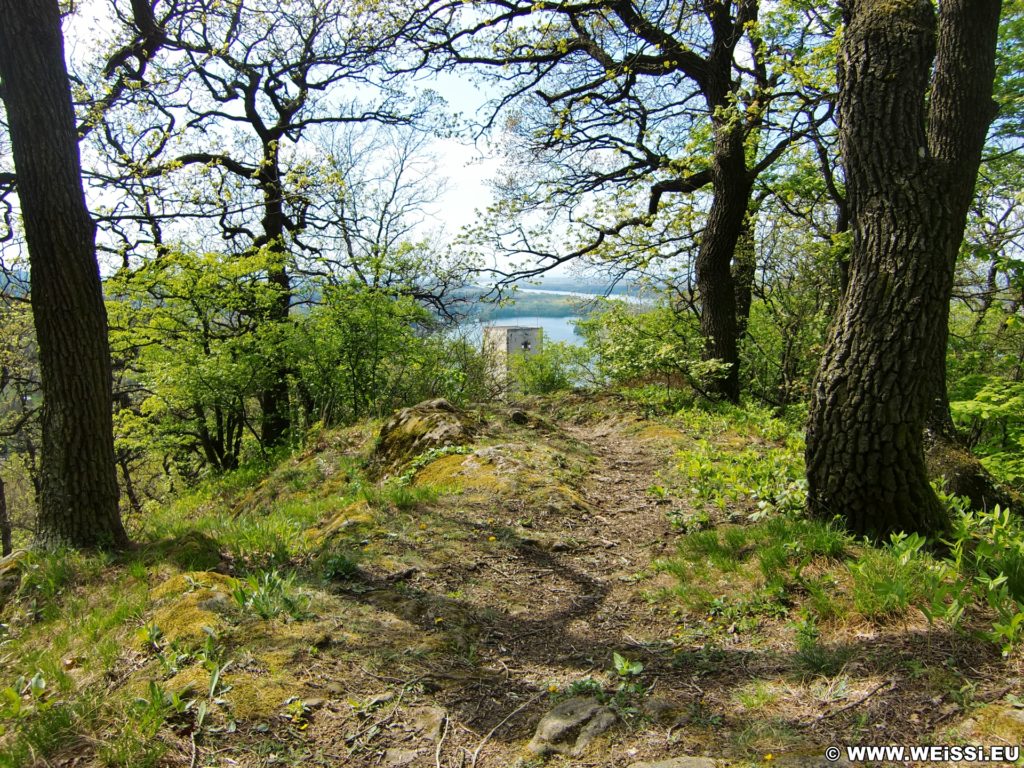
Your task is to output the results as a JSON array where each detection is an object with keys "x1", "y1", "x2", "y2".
[{"x1": 299, "y1": 411, "x2": 713, "y2": 768}]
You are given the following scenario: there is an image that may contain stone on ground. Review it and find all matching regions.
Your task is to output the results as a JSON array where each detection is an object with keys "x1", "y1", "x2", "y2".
[{"x1": 526, "y1": 696, "x2": 616, "y2": 757}]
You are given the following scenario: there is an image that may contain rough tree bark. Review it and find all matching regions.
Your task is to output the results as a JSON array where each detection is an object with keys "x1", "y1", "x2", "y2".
[
  {"x1": 691, "y1": 5, "x2": 759, "y2": 404},
  {"x1": 805, "y1": 0, "x2": 1002, "y2": 539},
  {"x1": 0, "y1": 475, "x2": 11, "y2": 557},
  {"x1": 0, "y1": 0, "x2": 129, "y2": 549},
  {"x1": 922, "y1": 0, "x2": 1011, "y2": 510},
  {"x1": 696, "y1": 151, "x2": 752, "y2": 402},
  {"x1": 255, "y1": 142, "x2": 293, "y2": 448},
  {"x1": 732, "y1": 213, "x2": 758, "y2": 342}
]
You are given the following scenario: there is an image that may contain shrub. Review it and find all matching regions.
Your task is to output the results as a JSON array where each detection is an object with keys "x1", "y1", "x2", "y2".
[{"x1": 509, "y1": 340, "x2": 590, "y2": 394}]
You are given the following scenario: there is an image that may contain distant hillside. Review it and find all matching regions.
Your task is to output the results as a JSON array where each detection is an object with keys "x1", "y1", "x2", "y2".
[
  {"x1": 454, "y1": 278, "x2": 646, "y2": 321},
  {"x1": 522, "y1": 276, "x2": 643, "y2": 296}
]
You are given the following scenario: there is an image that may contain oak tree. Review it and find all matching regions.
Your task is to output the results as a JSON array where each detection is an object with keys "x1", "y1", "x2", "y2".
[
  {"x1": 806, "y1": 0, "x2": 1003, "y2": 538},
  {"x1": 0, "y1": 0, "x2": 128, "y2": 548},
  {"x1": 434, "y1": 0, "x2": 832, "y2": 400}
]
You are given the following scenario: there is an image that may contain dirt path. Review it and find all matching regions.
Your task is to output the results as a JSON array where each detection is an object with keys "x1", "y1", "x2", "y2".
[
  {"x1": 475, "y1": 416, "x2": 683, "y2": 679},
  {"x1": 296, "y1": 404, "x2": 1013, "y2": 768},
  {"x1": 289, "y1": 411, "x2": 701, "y2": 768},
  {"x1": 350, "y1": 413, "x2": 696, "y2": 768}
]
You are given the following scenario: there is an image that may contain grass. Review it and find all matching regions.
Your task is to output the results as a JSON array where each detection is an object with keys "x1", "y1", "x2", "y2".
[
  {"x1": 731, "y1": 718, "x2": 806, "y2": 758},
  {"x1": 734, "y1": 681, "x2": 781, "y2": 712},
  {"x1": 0, "y1": 436, "x2": 384, "y2": 766},
  {"x1": 657, "y1": 399, "x2": 1024, "y2": 655},
  {"x1": 658, "y1": 517, "x2": 851, "y2": 616},
  {"x1": 0, "y1": 405, "x2": 536, "y2": 766},
  {"x1": 4, "y1": 394, "x2": 1024, "y2": 766},
  {"x1": 657, "y1": 509, "x2": 1007, "y2": 659},
  {"x1": 0, "y1": 551, "x2": 154, "y2": 767}
]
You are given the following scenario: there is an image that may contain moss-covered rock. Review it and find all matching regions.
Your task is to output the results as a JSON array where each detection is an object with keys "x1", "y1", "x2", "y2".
[
  {"x1": 413, "y1": 451, "x2": 512, "y2": 496},
  {"x1": 161, "y1": 531, "x2": 223, "y2": 571},
  {"x1": 373, "y1": 399, "x2": 477, "y2": 476},
  {"x1": 150, "y1": 571, "x2": 236, "y2": 602},
  {"x1": 413, "y1": 442, "x2": 594, "y2": 517},
  {"x1": 925, "y1": 432, "x2": 1019, "y2": 512},
  {"x1": 147, "y1": 571, "x2": 238, "y2": 647},
  {"x1": 305, "y1": 499, "x2": 376, "y2": 544}
]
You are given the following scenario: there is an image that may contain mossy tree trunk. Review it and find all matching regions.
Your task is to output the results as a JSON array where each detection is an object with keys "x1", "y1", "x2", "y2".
[
  {"x1": 806, "y1": 0, "x2": 1002, "y2": 540},
  {"x1": 0, "y1": 0, "x2": 128, "y2": 549}
]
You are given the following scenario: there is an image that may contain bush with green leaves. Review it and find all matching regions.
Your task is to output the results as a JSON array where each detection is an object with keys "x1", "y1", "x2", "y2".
[
  {"x1": 293, "y1": 282, "x2": 436, "y2": 424},
  {"x1": 296, "y1": 291, "x2": 494, "y2": 424},
  {"x1": 509, "y1": 340, "x2": 591, "y2": 394},
  {"x1": 576, "y1": 299, "x2": 728, "y2": 397},
  {"x1": 107, "y1": 248, "x2": 290, "y2": 474},
  {"x1": 951, "y1": 376, "x2": 1024, "y2": 486},
  {"x1": 946, "y1": 297, "x2": 1024, "y2": 487},
  {"x1": 108, "y1": 253, "x2": 494, "y2": 477}
]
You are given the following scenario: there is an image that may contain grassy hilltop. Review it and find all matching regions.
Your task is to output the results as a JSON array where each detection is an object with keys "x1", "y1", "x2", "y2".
[{"x1": 1, "y1": 392, "x2": 1022, "y2": 767}]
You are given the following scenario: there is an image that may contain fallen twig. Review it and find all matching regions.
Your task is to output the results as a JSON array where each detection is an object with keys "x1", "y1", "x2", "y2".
[
  {"x1": 817, "y1": 680, "x2": 893, "y2": 721},
  {"x1": 436, "y1": 713, "x2": 449, "y2": 768}
]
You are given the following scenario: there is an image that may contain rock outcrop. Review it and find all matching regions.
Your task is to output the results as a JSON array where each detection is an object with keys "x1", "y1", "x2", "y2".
[{"x1": 372, "y1": 399, "x2": 476, "y2": 476}]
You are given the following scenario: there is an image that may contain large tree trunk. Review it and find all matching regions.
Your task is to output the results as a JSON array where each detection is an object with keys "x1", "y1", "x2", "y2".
[
  {"x1": 695, "y1": 64, "x2": 755, "y2": 404},
  {"x1": 696, "y1": 184, "x2": 748, "y2": 403},
  {"x1": 257, "y1": 148, "x2": 292, "y2": 448},
  {"x1": 805, "y1": 0, "x2": 1001, "y2": 540},
  {"x1": 922, "y1": 0, "x2": 1009, "y2": 510},
  {"x1": 0, "y1": 0, "x2": 128, "y2": 549}
]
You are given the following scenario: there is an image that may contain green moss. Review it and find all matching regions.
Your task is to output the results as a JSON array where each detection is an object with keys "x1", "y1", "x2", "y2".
[
  {"x1": 306, "y1": 499, "x2": 376, "y2": 544},
  {"x1": 150, "y1": 571, "x2": 236, "y2": 601},
  {"x1": 965, "y1": 704, "x2": 1024, "y2": 743},
  {"x1": 414, "y1": 453, "x2": 510, "y2": 494},
  {"x1": 223, "y1": 674, "x2": 299, "y2": 720},
  {"x1": 634, "y1": 424, "x2": 685, "y2": 442},
  {"x1": 148, "y1": 600, "x2": 226, "y2": 648},
  {"x1": 165, "y1": 665, "x2": 212, "y2": 698},
  {"x1": 221, "y1": 624, "x2": 323, "y2": 720},
  {"x1": 147, "y1": 571, "x2": 237, "y2": 647}
]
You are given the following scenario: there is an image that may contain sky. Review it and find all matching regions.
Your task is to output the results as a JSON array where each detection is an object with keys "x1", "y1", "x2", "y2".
[{"x1": 413, "y1": 71, "x2": 503, "y2": 238}]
